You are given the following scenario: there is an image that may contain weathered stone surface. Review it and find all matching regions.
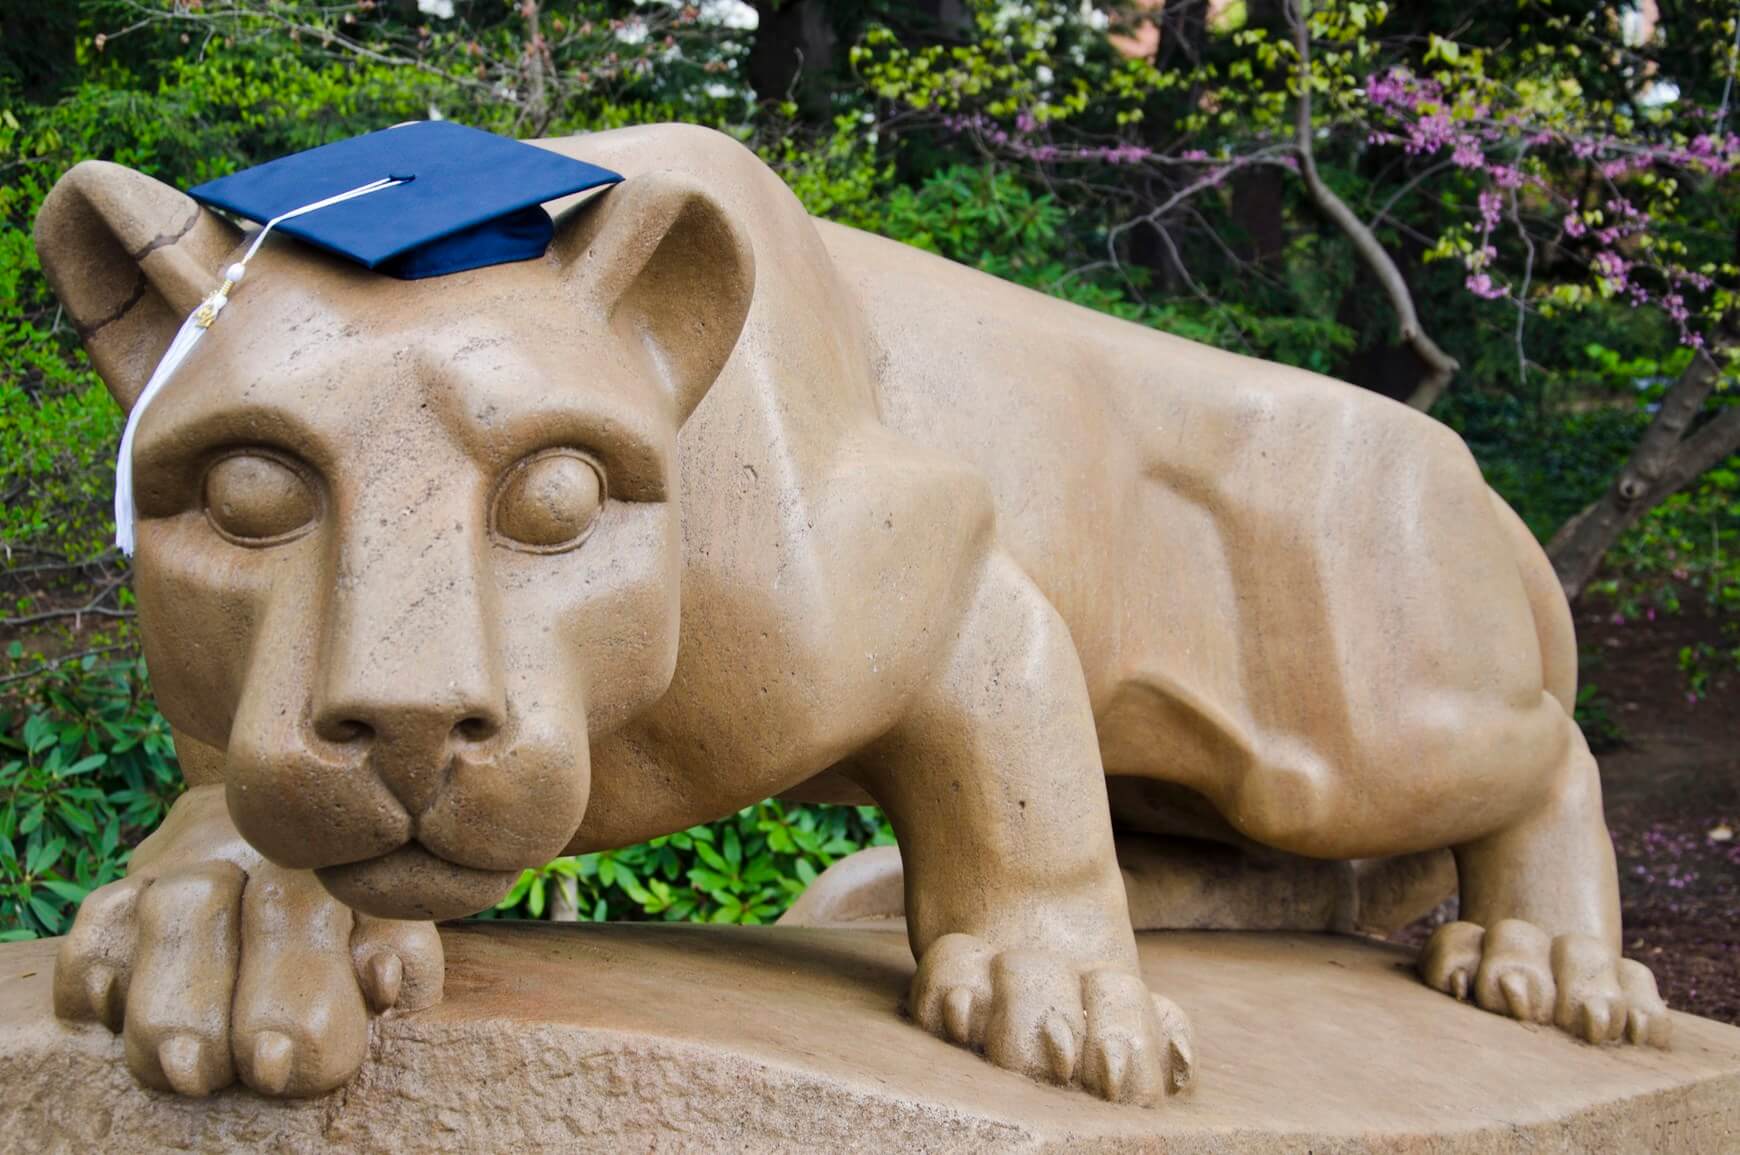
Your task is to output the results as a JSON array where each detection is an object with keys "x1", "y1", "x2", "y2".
[{"x1": 2, "y1": 924, "x2": 1735, "y2": 1154}]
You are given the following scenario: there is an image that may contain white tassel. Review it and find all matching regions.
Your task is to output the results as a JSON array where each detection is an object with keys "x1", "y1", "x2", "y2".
[
  {"x1": 113, "y1": 290, "x2": 227, "y2": 554},
  {"x1": 112, "y1": 176, "x2": 405, "y2": 555}
]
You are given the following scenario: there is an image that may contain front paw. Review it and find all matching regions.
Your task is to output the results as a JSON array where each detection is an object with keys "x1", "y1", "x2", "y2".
[
  {"x1": 54, "y1": 854, "x2": 442, "y2": 1098},
  {"x1": 1420, "y1": 919, "x2": 1670, "y2": 1047},
  {"x1": 910, "y1": 933, "x2": 1194, "y2": 1106}
]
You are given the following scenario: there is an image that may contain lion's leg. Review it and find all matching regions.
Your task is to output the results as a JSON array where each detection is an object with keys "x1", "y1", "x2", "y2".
[
  {"x1": 1420, "y1": 716, "x2": 1670, "y2": 1046},
  {"x1": 845, "y1": 552, "x2": 1192, "y2": 1106}
]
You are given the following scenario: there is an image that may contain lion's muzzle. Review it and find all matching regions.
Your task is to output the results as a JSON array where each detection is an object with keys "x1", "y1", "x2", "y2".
[{"x1": 225, "y1": 686, "x2": 589, "y2": 917}]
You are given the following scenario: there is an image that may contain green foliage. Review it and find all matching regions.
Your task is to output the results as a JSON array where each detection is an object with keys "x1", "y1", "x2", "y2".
[
  {"x1": 1594, "y1": 463, "x2": 1740, "y2": 621},
  {"x1": 0, "y1": 308, "x2": 117, "y2": 570},
  {"x1": 1679, "y1": 631, "x2": 1740, "y2": 704},
  {"x1": 0, "y1": 112, "x2": 118, "y2": 567},
  {"x1": 1573, "y1": 680, "x2": 1625, "y2": 754},
  {"x1": 1442, "y1": 377, "x2": 1739, "y2": 630},
  {"x1": 0, "y1": 653, "x2": 181, "y2": 940},
  {"x1": 1438, "y1": 388, "x2": 1647, "y2": 541},
  {"x1": 759, "y1": 115, "x2": 893, "y2": 228},
  {"x1": 488, "y1": 801, "x2": 893, "y2": 925}
]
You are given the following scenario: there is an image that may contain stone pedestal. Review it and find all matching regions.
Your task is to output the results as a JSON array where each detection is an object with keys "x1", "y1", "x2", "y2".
[{"x1": 2, "y1": 924, "x2": 1736, "y2": 1153}]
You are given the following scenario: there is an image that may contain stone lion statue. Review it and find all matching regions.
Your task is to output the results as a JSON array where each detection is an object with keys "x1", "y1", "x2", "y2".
[{"x1": 33, "y1": 123, "x2": 1666, "y2": 1107}]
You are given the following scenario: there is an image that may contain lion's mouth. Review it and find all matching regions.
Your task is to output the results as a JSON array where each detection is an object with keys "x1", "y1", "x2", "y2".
[{"x1": 315, "y1": 842, "x2": 520, "y2": 921}]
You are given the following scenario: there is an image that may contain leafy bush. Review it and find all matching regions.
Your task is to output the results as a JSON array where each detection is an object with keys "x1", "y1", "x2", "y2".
[
  {"x1": 1594, "y1": 465, "x2": 1740, "y2": 622},
  {"x1": 0, "y1": 652, "x2": 180, "y2": 941},
  {"x1": 486, "y1": 802, "x2": 893, "y2": 925}
]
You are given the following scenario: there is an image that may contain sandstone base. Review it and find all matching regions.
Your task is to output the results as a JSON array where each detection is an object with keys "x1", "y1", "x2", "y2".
[{"x1": 2, "y1": 924, "x2": 1737, "y2": 1153}]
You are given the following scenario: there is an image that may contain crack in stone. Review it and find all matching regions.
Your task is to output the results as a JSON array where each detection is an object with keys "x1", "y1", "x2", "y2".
[
  {"x1": 126, "y1": 203, "x2": 202, "y2": 262},
  {"x1": 76, "y1": 205, "x2": 206, "y2": 339},
  {"x1": 75, "y1": 270, "x2": 149, "y2": 339}
]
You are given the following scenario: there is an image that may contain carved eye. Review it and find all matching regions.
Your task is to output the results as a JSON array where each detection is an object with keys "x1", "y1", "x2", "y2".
[
  {"x1": 492, "y1": 449, "x2": 605, "y2": 552},
  {"x1": 203, "y1": 452, "x2": 318, "y2": 545}
]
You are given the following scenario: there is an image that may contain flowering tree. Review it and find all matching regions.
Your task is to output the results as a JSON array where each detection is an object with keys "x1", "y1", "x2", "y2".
[{"x1": 854, "y1": 0, "x2": 1740, "y2": 597}]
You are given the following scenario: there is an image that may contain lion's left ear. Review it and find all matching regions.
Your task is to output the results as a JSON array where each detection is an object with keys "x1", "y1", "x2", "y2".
[
  {"x1": 555, "y1": 170, "x2": 755, "y2": 424},
  {"x1": 34, "y1": 161, "x2": 243, "y2": 414}
]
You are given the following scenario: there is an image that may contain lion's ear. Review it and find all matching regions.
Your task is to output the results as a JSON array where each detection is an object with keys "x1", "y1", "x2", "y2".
[
  {"x1": 554, "y1": 170, "x2": 755, "y2": 424},
  {"x1": 34, "y1": 161, "x2": 243, "y2": 414}
]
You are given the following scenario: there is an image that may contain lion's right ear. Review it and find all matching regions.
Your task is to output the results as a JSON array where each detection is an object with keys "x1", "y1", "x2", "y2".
[
  {"x1": 552, "y1": 170, "x2": 755, "y2": 426},
  {"x1": 34, "y1": 161, "x2": 243, "y2": 414}
]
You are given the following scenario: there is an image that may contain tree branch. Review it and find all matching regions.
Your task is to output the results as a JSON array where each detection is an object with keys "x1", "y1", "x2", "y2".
[
  {"x1": 1547, "y1": 347, "x2": 1732, "y2": 599},
  {"x1": 1655, "y1": 404, "x2": 1740, "y2": 496},
  {"x1": 0, "y1": 644, "x2": 136, "y2": 688},
  {"x1": 1287, "y1": 0, "x2": 1458, "y2": 412}
]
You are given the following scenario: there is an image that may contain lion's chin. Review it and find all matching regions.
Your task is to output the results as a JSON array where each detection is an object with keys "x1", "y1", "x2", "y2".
[{"x1": 315, "y1": 843, "x2": 520, "y2": 921}]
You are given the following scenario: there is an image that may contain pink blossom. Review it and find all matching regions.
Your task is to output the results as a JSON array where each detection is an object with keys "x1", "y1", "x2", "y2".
[
  {"x1": 1102, "y1": 143, "x2": 1150, "y2": 165},
  {"x1": 1464, "y1": 272, "x2": 1508, "y2": 299},
  {"x1": 1364, "y1": 69, "x2": 1410, "y2": 107},
  {"x1": 1488, "y1": 164, "x2": 1524, "y2": 189},
  {"x1": 1592, "y1": 251, "x2": 1629, "y2": 288},
  {"x1": 1477, "y1": 189, "x2": 1503, "y2": 228}
]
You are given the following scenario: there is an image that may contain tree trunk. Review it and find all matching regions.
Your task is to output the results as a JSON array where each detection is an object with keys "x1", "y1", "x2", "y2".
[
  {"x1": 519, "y1": 0, "x2": 551, "y2": 135},
  {"x1": 1156, "y1": 0, "x2": 1209, "y2": 69},
  {"x1": 1231, "y1": 166, "x2": 1288, "y2": 268},
  {"x1": 1285, "y1": 0, "x2": 1458, "y2": 412},
  {"x1": 749, "y1": 0, "x2": 839, "y2": 119},
  {"x1": 1547, "y1": 348, "x2": 1740, "y2": 600}
]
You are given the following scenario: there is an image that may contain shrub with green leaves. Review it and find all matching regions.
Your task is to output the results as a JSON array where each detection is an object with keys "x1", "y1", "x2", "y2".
[
  {"x1": 0, "y1": 653, "x2": 180, "y2": 941},
  {"x1": 487, "y1": 802, "x2": 894, "y2": 925}
]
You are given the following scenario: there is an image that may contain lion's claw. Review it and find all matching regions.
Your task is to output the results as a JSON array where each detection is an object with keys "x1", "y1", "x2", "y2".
[
  {"x1": 911, "y1": 933, "x2": 1192, "y2": 1106},
  {"x1": 1421, "y1": 918, "x2": 1670, "y2": 1048}
]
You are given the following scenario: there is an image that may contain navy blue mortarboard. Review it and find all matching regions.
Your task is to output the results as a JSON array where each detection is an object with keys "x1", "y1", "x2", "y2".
[{"x1": 188, "y1": 120, "x2": 623, "y2": 279}]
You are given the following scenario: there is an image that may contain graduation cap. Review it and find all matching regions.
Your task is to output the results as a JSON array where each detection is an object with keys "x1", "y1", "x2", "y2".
[
  {"x1": 188, "y1": 120, "x2": 623, "y2": 279},
  {"x1": 113, "y1": 121, "x2": 624, "y2": 554}
]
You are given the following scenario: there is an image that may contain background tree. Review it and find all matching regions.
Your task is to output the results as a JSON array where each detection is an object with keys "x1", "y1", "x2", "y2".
[{"x1": 852, "y1": 0, "x2": 1740, "y2": 596}]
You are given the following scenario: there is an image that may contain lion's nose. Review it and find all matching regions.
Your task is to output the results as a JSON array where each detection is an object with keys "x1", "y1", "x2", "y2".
[
  {"x1": 314, "y1": 475, "x2": 508, "y2": 816},
  {"x1": 314, "y1": 700, "x2": 502, "y2": 747},
  {"x1": 313, "y1": 697, "x2": 505, "y2": 814}
]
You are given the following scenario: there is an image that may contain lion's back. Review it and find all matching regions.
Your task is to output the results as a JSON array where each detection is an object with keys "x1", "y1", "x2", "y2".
[{"x1": 821, "y1": 220, "x2": 1566, "y2": 851}]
